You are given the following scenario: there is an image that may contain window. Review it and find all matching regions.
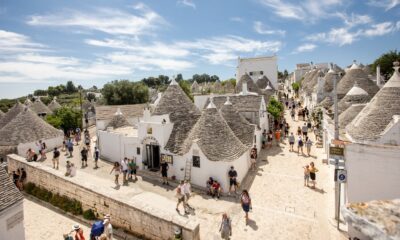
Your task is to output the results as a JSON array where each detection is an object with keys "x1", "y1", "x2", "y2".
[
  {"x1": 249, "y1": 72, "x2": 253, "y2": 76},
  {"x1": 192, "y1": 156, "x2": 200, "y2": 168},
  {"x1": 147, "y1": 127, "x2": 152, "y2": 134},
  {"x1": 136, "y1": 147, "x2": 140, "y2": 155},
  {"x1": 260, "y1": 71, "x2": 264, "y2": 75}
]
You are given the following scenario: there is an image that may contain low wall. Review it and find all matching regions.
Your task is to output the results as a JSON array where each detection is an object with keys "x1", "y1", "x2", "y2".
[{"x1": 7, "y1": 154, "x2": 200, "y2": 240}]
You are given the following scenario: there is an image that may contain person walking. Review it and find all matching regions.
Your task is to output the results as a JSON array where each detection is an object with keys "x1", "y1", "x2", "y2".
[
  {"x1": 250, "y1": 149, "x2": 257, "y2": 171},
  {"x1": 240, "y1": 190, "x2": 252, "y2": 225},
  {"x1": 52, "y1": 147, "x2": 60, "y2": 169},
  {"x1": 267, "y1": 131, "x2": 273, "y2": 148},
  {"x1": 182, "y1": 180, "x2": 192, "y2": 209},
  {"x1": 160, "y1": 161, "x2": 169, "y2": 185},
  {"x1": 302, "y1": 123, "x2": 308, "y2": 138},
  {"x1": 120, "y1": 158, "x2": 129, "y2": 185},
  {"x1": 93, "y1": 147, "x2": 99, "y2": 169},
  {"x1": 298, "y1": 136, "x2": 304, "y2": 155},
  {"x1": 284, "y1": 123, "x2": 289, "y2": 137},
  {"x1": 306, "y1": 137, "x2": 313, "y2": 156},
  {"x1": 291, "y1": 108, "x2": 296, "y2": 121},
  {"x1": 275, "y1": 129, "x2": 281, "y2": 146},
  {"x1": 40, "y1": 141, "x2": 47, "y2": 160},
  {"x1": 176, "y1": 181, "x2": 188, "y2": 214},
  {"x1": 67, "y1": 139, "x2": 74, "y2": 158},
  {"x1": 80, "y1": 147, "x2": 88, "y2": 168},
  {"x1": 228, "y1": 166, "x2": 238, "y2": 195},
  {"x1": 110, "y1": 162, "x2": 121, "y2": 186},
  {"x1": 219, "y1": 213, "x2": 232, "y2": 240},
  {"x1": 288, "y1": 133, "x2": 295, "y2": 152},
  {"x1": 72, "y1": 224, "x2": 85, "y2": 240},
  {"x1": 128, "y1": 158, "x2": 138, "y2": 181},
  {"x1": 309, "y1": 162, "x2": 318, "y2": 189},
  {"x1": 297, "y1": 126, "x2": 302, "y2": 136},
  {"x1": 103, "y1": 214, "x2": 113, "y2": 240},
  {"x1": 261, "y1": 132, "x2": 267, "y2": 149},
  {"x1": 303, "y1": 165, "x2": 310, "y2": 187}
]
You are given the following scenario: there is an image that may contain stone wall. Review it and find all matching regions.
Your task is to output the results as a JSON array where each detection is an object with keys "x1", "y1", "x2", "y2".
[{"x1": 7, "y1": 154, "x2": 200, "y2": 240}]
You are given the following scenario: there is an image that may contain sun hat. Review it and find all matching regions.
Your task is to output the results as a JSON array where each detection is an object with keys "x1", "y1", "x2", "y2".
[{"x1": 72, "y1": 224, "x2": 80, "y2": 230}]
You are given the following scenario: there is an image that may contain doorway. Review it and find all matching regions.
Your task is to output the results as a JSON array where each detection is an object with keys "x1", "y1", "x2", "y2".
[{"x1": 146, "y1": 144, "x2": 160, "y2": 171}]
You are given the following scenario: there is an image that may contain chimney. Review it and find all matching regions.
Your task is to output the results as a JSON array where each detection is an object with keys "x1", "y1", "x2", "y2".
[
  {"x1": 376, "y1": 65, "x2": 381, "y2": 86},
  {"x1": 242, "y1": 82, "x2": 248, "y2": 95},
  {"x1": 143, "y1": 107, "x2": 151, "y2": 121}
]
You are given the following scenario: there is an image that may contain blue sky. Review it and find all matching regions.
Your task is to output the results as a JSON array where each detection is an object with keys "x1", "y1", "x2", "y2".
[{"x1": 0, "y1": 0, "x2": 399, "y2": 98}]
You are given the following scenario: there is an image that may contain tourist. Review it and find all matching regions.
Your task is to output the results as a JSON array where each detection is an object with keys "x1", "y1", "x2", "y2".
[
  {"x1": 12, "y1": 170, "x2": 19, "y2": 187},
  {"x1": 302, "y1": 123, "x2": 308, "y2": 138},
  {"x1": 63, "y1": 138, "x2": 67, "y2": 155},
  {"x1": 80, "y1": 147, "x2": 88, "y2": 168},
  {"x1": 250, "y1": 149, "x2": 257, "y2": 171},
  {"x1": 103, "y1": 214, "x2": 113, "y2": 240},
  {"x1": 75, "y1": 128, "x2": 81, "y2": 146},
  {"x1": 219, "y1": 213, "x2": 232, "y2": 240},
  {"x1": 297, "y1": 126, "x2": 302, "y2": 136},
  {"x1": 303, "y1": 165, "x2": 310, "y2": 187},
  {"x1": 275, "y1": 129, "x2": 281, "y2": 146},
  {"x1": 128, "y1": 157, "x2": 138, "y2": 181},
  {"x1": 228, "y1": 166, "x2": 238, "y2": 195},
  {"x1": 175, "y1": 182, "x2": 188, "y2": 214},
  {"x1": 302, "y1": 108, "x2": 306, "y2": 121},
  {"x1": 120, "y1": 157, "x2": 129, "y2": 184},
  {"x1": 19, "y1": 168, "x2": 27, "y2": 190},
  {"x1": 240, "y1": 190, "x2": 252, "y2": 224},
  {"x1": 309, "y1": 162, "x2": 318, "y2": 189},
  {"x1": 72, "y1": 224, "x2": 85, "y2": 240},
  {"x1": 261, "y1": 132, "x2": 267, "y2": 149},
  {"x1": 35, "y1": 140, "x2": 43, "y2": 160},
  {"x1": 84, "y1": 135, "x2": 91, "y2": 149},
  {"x1": 306, "y1": 137, "x2": 313, "y2": 156},
  {"x1": 183, "y1": 180, "x2": 192, "y2": 209},
  {"x1": 67, "y1": 139, "x2": 74, "y2": 158},
  {"x1": 298, "y1": 136, "x2": 304, "y2": 155},
  {"x1": 284, "y1": 123, "x2": 289, "y2": 137},
  {"x1": 65, "y1": 161, "x2": 72, "y2": 176},
  {"x1": 70, "y1": 163, "x2": 77, "y2": 177},
  {"x1": 52, "y1": 147, "x2": 60, "y2": 169},
  {"x1": 160, "y1": 161, "x2": 169, "y2": 185},
  {"x1": 211, "y1": 180, "x2": 222, "y2": 199},
  {"x1": 26, "y1": 148, "x2": 35, "y2": 162},
  {"x1": 289, "y1": 133, "x2": 295, "y2": 152},
  {"x1": 40, "y1": 141, "x2": 47, "y2": 160},
  {"x1": 110, "y1": 162, "x2": 121, "y2": 186},
  {"x1": 291, "y1": 108, "x2": 295, "y2": 121},
  {"x1": 267, "y1": 131, "x2": 273, "y2": 148},
  {"x1": 93, "y1": 147, "x2": 99, "y2": 169},
  {"x1": 206, "y1": 177, "x2": 214, "y2": 195},
  {"x1": 307, "y1": 120, "x2": 312, "y2": 130}
]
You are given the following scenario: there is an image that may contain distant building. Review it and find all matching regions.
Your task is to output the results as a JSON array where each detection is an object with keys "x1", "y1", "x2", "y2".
[{"x1": 236, "y1": 55, "x2": 278, "y2": 90}]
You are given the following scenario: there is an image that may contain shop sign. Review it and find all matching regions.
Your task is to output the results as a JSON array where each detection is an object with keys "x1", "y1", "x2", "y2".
[{"x1": 161, "y1": 154, "x2": 173, "y2": 164}]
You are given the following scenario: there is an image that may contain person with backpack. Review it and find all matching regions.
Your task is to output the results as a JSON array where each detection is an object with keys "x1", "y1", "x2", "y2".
[
  {"x1": 298, "y1": 136, "x2": 304, "y2": 155},
  {"x1": 53, "y1": 147, "x2": 60, "y2": 169},
  {"x1": 240, "y1": 190, "x2": 252, "y2": 225},
  {"x1": 90, "y1": 219, "x2": 104, "y2": 240}
]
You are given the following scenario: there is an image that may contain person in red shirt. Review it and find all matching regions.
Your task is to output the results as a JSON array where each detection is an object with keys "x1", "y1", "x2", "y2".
[
  {"x1": 211, "y1": 180, "x2": 222, "y2": 199},
  {"x1": 275, "y1": 130, "x2": 281, "y2": 146}
]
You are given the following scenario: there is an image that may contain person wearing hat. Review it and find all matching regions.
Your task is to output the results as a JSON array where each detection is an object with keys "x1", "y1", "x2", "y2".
[
  {"x1": 72, "y1": 224, "x2": 85, "y2": 240},
  {"x1": 103, "y1": 214, "x2": 113, "y2": 240}
]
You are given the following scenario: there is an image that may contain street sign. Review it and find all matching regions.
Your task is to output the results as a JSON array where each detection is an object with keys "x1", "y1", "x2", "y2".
[
  {"x1": 329, "y1": 159, "x2": 345, "y2": 166},
  {"x1": 337, "y1": 170, "x2": 347, "y2": 183},
  {"x1": 329, "y1": 146, "x2": 344, "y2": 156}
]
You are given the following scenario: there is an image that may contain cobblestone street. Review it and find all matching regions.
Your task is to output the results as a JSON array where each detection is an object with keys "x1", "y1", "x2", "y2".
[{"x1": 35, "y1": 108, "x2": 348, "y2": 239}]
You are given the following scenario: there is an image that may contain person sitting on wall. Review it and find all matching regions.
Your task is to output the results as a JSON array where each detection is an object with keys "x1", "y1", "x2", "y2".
[
  {"x1": 18, "y1": 168, "x2": 27, "y2": 190},
  {"x1": 206, "y1": 177, "x2": 214, "y2": 195},
  {"x1": 211, "y1": 180, "x2": 222, "y2": 199},
  {"x1": 65, "y1": 161, "x2": 72, "y2": 176},
  {"x1": 26, "y1": 148, "x2": 35, "y2": 162}
]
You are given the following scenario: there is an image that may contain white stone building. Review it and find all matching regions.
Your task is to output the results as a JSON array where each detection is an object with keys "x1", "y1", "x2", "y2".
[
  {"x1": 95, "y1": 104, "x2": 147, "y2": 130},
  {"x1": 0, "y1": 167, "x2": 25, "y2": 240},
  {"x1": 236, "y1": 55, "x2": 278, "y2": 89}
]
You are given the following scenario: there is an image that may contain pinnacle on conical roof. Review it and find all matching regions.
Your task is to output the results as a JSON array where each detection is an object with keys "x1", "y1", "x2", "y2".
[
  {"x1": 48, "y1": 97, "x2": 62, "y2": 112},
  {"x1": 182, "y1": 107, "x2": 247, "y2": 162},
  {"x1": 0, "y1": 102, "x2": 25, "y2": 130},
  {"x1": 207, "y1": 97, "x2": 216, "y2": 109},
  {"x1": 0, "y1": 108, "x2": 63, "y2": 146},
  {"x1": 220, "y1": 101, "x2": 255, "y2": 147},
  {"x1": 224, "y1": 96, "x2": 232, "y2": 105},
  {"x1": 346, "y1": 82, "x2": 368, "y2": 96},
  {"x1": 153, "y1": 81, "x2": 201, "y2": 154},
  {"x1": 349, "y1": 60, "x2": 360, "y2": 70},
  {"x1": 170, "y1": 75, "x2": 178, "y2": 85},
  {"x1": 107, "y1": 109, "x2": 130, "y2": 129},
  {"x1": 24, "y1": 98, "x2": 32, "y2": 106},
  {"x1": 346, "y1": 61, "x2": 400, "y2": 142}
]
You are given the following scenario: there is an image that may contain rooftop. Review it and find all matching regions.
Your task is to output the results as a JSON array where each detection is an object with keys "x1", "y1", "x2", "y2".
[
  {"x1": 0, "y1": 167, "x2": 24, "y2": 212},
  {"x1": 95, "y1": 104, "x2": 147, "y2": 121}
]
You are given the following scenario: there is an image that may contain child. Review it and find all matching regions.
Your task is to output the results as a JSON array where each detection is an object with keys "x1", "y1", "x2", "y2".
[{"x1": 303, "y1": 165, "x2": 310, "y2": 187}]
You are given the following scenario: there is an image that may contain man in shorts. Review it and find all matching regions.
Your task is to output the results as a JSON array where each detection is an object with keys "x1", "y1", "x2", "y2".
[
  {"x1": 302, "y1": 123, "x2": 308, "y2": 138},
  {"x1": 93, "y1": 147, "x2": 99, "y2": 169},
  {"x1": 120, "y1": 158, "x2": 129, "y2": 185},
  {"x1": 52, "y1": 147, "x2": 60, "y2": 169},
  {"x1": 80, "y1": 147, "x2": 88, "y2": 167},
  {"x1": 289, "y1": 132, "x2": 295, "y2": 152},
  {"x1": 160, "y1": 161, "x2": 169, "y2": 185},
  {"x1": 228, "y1": 166, "x2": 238, "y2": 195}
]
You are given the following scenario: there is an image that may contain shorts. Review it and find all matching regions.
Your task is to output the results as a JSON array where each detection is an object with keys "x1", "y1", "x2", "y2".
[
  {"x1": 178, "y1": 196, "x2": 185, "y2": 203},
  {"x1": 130, "y1": 169, "x2": 137, "y2": 175},
  {"x1": 161, "y1": 171, "x2": 168, "y2": 177},
  {"x1": 230, "y1": 178, "x2": 237, "y2": 186},
  {"x1": 52, "y1": 157, "x2": 59, "y2": 162},
  {"x1": 123, "y1": 170, "x2": 128, "y2": 174},
  {"x1": 303, "y1": 132, "x2": 308, "y2": 137},
  {"x1": 289, "y1": 142, "x2": 294, "y2": 145},
  {"x1": 304, "y1": 174, "x2": 310, "y2": 180},
  {"x1": 242, "y1": 204, "x2": 250, "y2": 213},
  {"x1": 310, "y1": 172, "x2": 316, "y2": 181},
  {"x1": 82, "y1": 157, "x2": 87, "y2": 161}
]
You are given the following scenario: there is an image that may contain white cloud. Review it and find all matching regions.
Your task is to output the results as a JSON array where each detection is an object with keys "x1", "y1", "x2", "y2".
[
  {"x1": 367, "y1": 0, "x2": 400, "y2": 11},
  {"x1": 253, "y1": 21, "x2": 285, "y2": 36},
  {"x1": 230, "y1": 17, "x2": 244, "y2": 23},
  {"x1": 336, "y1": 13, "x2": 373, "y2": 28},
  {"x1": 258, "y1": 0, "x2": 305, "y2": 20},
  {"x1": 292, "y1": 43, "x2": 317, "y2": 54},
  {"x1": 0, "y1": 29, "x2": 46, "y2": 53},
  {"x1": 306, "y1": 27, "x2": 361, "y2": 46},
  {"x1": 26, "y1": 4, "x2": 165, "y2": 36},
  {"x1": 178, "y1": 0, "x2": 196, "y2": 9},
  {"x1": 363, "y1": 22, "x2": 397, "y2": 36}
]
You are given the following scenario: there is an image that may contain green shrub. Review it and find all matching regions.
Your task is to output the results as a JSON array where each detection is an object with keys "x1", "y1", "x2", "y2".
[
  {"x1": 83, "y1": 209, "x2": 96, "y2": 220},
  {"x1": 24, "y1": 182, "x2": 36, "y2": 194}
]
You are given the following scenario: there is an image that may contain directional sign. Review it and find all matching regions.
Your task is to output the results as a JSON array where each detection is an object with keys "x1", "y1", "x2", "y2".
[
  {"x1": 337, "y1": 170, "x2": 347, "y2": 183},
  {"x1": 329, "y1": 159, "x2": 345, "y2": 167}
]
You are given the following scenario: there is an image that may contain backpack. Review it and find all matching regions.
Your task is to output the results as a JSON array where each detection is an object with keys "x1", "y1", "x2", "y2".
[{"x1": 90, "y1": 220, "x2": 104, "y2": 239}]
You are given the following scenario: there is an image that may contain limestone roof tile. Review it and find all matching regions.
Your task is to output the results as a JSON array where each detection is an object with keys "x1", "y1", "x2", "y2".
[
  {"x1": 48, "y1": 98, "x2": 62, "y2": 112},
  {"x1": 339, "y1": 104, "x2": 366, "y2": 129},
  {"x1": 95, "y1": 104, "x2": 147, "y2": 121},
  {"x1": 30, "y1": 99, "x2": 53, "y2": 115},
  {"x1": 0, "y1": 167, "x2": 23, "y2": 212},
  {"x1": 335, "y1": 85, "x2": 371, "y2": 114},
  {"x1": 0, "y1": 102, "x2": 25, "y2": 130},
  {"x1": 106, "y1": 109, "x2": 131, "y2": 129},
  {"x1": 337, "y1": 64, "x2": 379, "y2": 99}
]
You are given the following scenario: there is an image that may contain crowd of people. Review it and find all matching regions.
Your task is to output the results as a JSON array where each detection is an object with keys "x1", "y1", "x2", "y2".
[
  {"x1": 11, "y1": 167, "x2": 27, "y2": 190},
  {"x1": 63, "y1": 214, "x2": 114, "y2": 240}
]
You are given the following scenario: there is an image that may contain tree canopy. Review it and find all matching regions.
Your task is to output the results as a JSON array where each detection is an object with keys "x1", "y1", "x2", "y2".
[
  {"x1": 371, "y1": 50, "x2": 400, "y2": 80},
  {"x1": 267, "y1": 96, "x2": 284, "y2": 119},
  {"x1": 46, "y1": 106, "x2": 82, "y2": 131},
  {"x1": 102, "y1": 80, "x2": 149, "y2": 105}
]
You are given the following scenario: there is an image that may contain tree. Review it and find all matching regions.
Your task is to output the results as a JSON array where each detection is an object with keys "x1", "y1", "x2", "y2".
[
  {"x1": 66, "y1": 81, "x2": 77, "y2": 93},
  {"x1": 46, "y1": 107, "x2": 82, "y2": 131},
  {"x1": 178, "y1": 80, "x2": 193, "y2": 101},
  {"x1": 102, "y1": 80, "x2": 149, "y2": 105},
  {"x1": 292, "y1": 82, "x2": 300, "y2": 93},
  {"x1": 87, "y1": 93, "x2": 96, "y2": 102},
  {"x1": 34, "y1": 89, "x2": 48, "y2": 96},
  {"x1": 267, "y1": 96, "x2": 284, "y2": 119},
  {"x1": 371, "y1": 50, "x2": 400, "y2": 80},
  {"x1": 175, "y1": 74, "x2": 183, "y2": 82}
]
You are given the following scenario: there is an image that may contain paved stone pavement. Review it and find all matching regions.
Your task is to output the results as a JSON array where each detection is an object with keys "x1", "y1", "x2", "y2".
[{"x1": 36, "y1": 108, "x2": 348, "y2": 239}]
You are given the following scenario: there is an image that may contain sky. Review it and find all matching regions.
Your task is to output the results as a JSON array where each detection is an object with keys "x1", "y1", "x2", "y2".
[{"x1": 0, "y1": 0, "x2": 399, "y2": 98}]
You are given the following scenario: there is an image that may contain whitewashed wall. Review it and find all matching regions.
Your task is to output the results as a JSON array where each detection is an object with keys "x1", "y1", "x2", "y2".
[
  {"x1": 98, "y1": 131, "x2": 141, "y2": 163},
  {"x1": 345, "y1": 143, "x2": 400, "y2": 203},
  {"x1": 0, "y1": 201, "x2": 25, "y2": 240},
  {"x1": 236, "y1": 56, "x2": 278, "y2": 89},
  {"x1": 17, "y1": 135, "x2": 63, "y2": 156}
]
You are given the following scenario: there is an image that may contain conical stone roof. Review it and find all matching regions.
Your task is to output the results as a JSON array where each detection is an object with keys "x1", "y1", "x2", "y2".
[
  {"x1": 336, "y1": 84, "x2": 371, "y2": 114},
  {"x1": 302, "y1": 69, "x2": 322, "y2": 94},
  {"x1": 236, "y1": 73, "x2": 261, "y2": 94},
  {"x1": 346, "y1": 62, "x2": 400, "y2": 142},
  {"x1": 106, "y1": 109, "x2": 130, "y2": 129},
  {"x1": 0, "y1": 108, "x2": 63, "y2": 146},
  {"x1": 24, "y1": 98, "x2": 32, "y2": 107},
  {"x1": 153, "y1": 79, "x2": 201, "y2": 154},
  {"x1": 0, "y1": 102, "x2": 25, "y2": 130},
  {"x1": 256, "y1": 76, "x2": 272, "y2": 90},
  {"x1": 48, "y1": 98, "x2": 62, "y2": 112},
  {"x1": 337, "y1": 61, "x2": 379, "y2": 99},
  {"x1": 323, "y1": 69, "x2": 342, "y2": 93},
  {"x1": 0, "y1": 109, "x2": 4, "y2": 119},
  {"x1": 318, "y1": 96, "x2": 334, "y2": 109},
  {"x1": 182, "y1": 102, "x2": 248, "y2": 162},
  {"x1": 220, "y1": 97, "x2": 255, "y2": 147},
  {"x1": 30, "y1": 99, "x2": 53, "y2": 115},
  {"x1": 339, "y1": 104, "x2": 366, "y2": 129}
]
